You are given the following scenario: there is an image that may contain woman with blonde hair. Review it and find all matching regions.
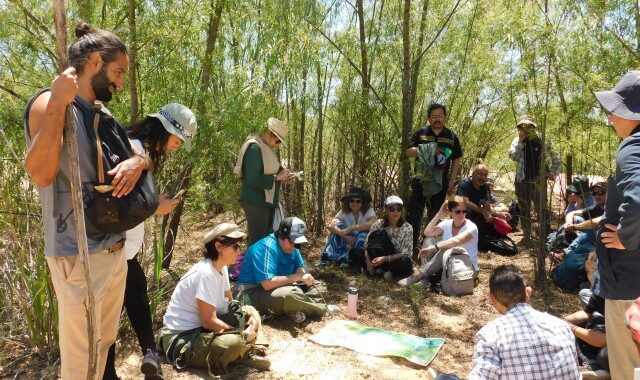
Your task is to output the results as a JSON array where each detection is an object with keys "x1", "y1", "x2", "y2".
[{"x1": 398, "y1": 195, "x2": 479, "y2": 287}]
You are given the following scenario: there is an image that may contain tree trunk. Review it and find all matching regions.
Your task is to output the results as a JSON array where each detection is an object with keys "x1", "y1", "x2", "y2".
[
  {"x1": 400, "y1": 0, "x2": 412, "y2": 198},
  {"x1": 163, "y1": 0, "x2": 225, "y2": 267},
  {"x1": 356, "y1": 0, "x2": 371, "y2": 185},
  {"x1": 315, "y1": 63, "x2": 325, "y2": 236},
  {"x1": 128, "y1": 0, "x2": 139, "y2": 122}
]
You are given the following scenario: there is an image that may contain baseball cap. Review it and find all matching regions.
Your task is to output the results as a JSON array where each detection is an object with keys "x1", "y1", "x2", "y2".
[
  {"x1": 148, "y1": 103, "x2": 198, "y2": 151},
  {"x1": 385, "y1": 195, "x2": 403, "y2": 206},
  {"x1": 203, "y1": 223, "x2": 246, "y2": 244},
  {"x1": 278, "y1": 217, "x2": 308, "y2": 244}
]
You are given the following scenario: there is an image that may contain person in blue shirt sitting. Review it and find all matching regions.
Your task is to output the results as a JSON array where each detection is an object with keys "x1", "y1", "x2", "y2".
[{"x1": 236, "y1": 217, "x2": 338, "y2": 323}]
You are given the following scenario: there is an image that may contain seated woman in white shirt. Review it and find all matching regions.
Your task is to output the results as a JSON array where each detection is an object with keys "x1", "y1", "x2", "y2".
[
  {"x1": 398, "y1": 195, "x2": 479, "y2": 287},
  {"x1": 156, "y1": 223, "x2": 264, "y2": 370}
]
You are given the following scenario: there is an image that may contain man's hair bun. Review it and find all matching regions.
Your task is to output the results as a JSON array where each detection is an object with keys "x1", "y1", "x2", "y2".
[{"x1": 74, "y1": 21, "x2": 94, "y2": 38}]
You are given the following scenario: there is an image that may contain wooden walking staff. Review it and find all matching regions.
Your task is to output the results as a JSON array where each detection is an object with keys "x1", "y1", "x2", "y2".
[{"x1": 53, "y1": 1, "x2": 99, "y2": 378}]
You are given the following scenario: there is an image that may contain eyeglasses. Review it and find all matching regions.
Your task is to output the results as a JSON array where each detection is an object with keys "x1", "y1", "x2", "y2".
[
  {"x1": 387, "y1": 205, "x2": 403, "y2": 212},
  {"x1": 227, "y1": 243, "x2": 243, "y2": 251},
  {"x1": 452, "y1": 209, "x2": 468, "y2": 215},
  {"x1": 592, "y1": 190, "x2": 606, "y2": 196},
  {"x1": 349, "y1": 198, "x2": 362, "y2": 204}
]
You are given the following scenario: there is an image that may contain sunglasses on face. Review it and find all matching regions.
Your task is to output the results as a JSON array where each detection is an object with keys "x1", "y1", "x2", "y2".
[
  {"x1": 270, "y1": 132, "x2": 282, "y2": 144},
  {"x1": 387, "y1": 205, "x2": 403, "y2": 212},
  {"x1": 592, "y1": 190, "x2": 606, "y2": 196},
  {"x1": 349, "y1": 198, "x2": 362, "y2": 204},
  {"x1": 451, "y1": 209, "x2": 468, "y2": 215}
]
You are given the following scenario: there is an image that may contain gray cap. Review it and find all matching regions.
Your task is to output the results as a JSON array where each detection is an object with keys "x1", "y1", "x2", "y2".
[
  {"x1": 278, "y1": 216, "x2": 308, "y2": 244},
  {"x1": 595, "y1": 70, "x2": 640, "y2": 121},
  {"x1": 148, "y1": 103, "x2": 198, "y2": 151}
]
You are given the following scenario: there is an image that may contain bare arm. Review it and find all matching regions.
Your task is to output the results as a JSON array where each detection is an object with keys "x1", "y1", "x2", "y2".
[
  {"x1": 25, "y1": 68, "x2": 78, "y2": 186},
  {"x1": 260, "y1": 267, "x2": 312, "y2": 291},
  {"x1": 424, "y1": 203, "x2": 447, "y2": 237},
  {"x1": 197, "y1": 299, "x2": 232, "y2": 332},
  {"x1": 564, "y1": 310, "x2": 589, "y2": 325},
  {"x1": 464, "y1": 196, "x2": 492, "y2": 221},
  {"x1": 567, "y1": 323, "x2": 606, "y2": 348}
]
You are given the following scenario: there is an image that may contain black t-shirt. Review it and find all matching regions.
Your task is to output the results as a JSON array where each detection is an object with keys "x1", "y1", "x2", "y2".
[
  {"x1": 409, "y1": 125, "x2": 463, "y2": 180},
  {"x1": 581, "y1": 204, "x2": 605, "y2": 220}
]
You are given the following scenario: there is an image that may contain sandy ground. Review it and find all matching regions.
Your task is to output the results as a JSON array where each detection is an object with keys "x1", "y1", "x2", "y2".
[{"x1": 2, "y1": 211, "x2": 581, "y2": 379}]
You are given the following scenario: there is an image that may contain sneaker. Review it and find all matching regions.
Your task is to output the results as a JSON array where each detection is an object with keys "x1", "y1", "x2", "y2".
[
  {"x1": 383, "y1": 271, "x2": 394, "y2": 283},
  {"x1": 326, "y1": 304, "x2": 341, "y2": 315},
  {"x1": 398, "y1": 275, "x2": 421, "y2": 287},
  {"x1": 140, "y1": 348, "x2": 163, "y2": 380},
  {"x1": 289, "y1": 310, "x2": 306, "y2": 324}
]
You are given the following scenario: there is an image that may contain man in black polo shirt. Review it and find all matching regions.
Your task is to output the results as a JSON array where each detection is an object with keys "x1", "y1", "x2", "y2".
[{"x1": 405, "y1": 103, "x2": 463, "y2": 248}]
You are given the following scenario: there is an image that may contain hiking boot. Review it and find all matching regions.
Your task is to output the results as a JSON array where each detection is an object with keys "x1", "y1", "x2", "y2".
[
  {"x1": 289, "y1": 310, "x2": 306, "y2": 324},
  {"x1": 398, "y1": 275, "x2": 421, "y2": 287},
  {"x1": 140, "y1": 348, "x2": 163, "y2": 380},
  {"x1": 383, "y1": 271, "x2": 394, "y2": 283}
]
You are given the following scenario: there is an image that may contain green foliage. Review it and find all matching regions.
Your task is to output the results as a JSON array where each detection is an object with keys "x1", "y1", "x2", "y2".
[{"x1": 1, "y1": 0, "x2": 638, "y2": 358}]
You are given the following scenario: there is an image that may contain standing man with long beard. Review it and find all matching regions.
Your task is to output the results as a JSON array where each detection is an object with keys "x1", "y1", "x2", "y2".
[{"x1": 24, "y1": 22, "x2": 152, "y2": 379}]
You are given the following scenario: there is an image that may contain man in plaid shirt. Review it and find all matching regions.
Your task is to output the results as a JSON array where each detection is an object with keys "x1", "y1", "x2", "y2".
[{"x1": 469, "y1": 265, "x2": 580, "y2": 379}]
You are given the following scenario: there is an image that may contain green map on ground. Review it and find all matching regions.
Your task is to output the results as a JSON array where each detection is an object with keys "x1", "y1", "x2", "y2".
[{"x1": 309, "y1": 320, "x2": 445, "y2": 367}]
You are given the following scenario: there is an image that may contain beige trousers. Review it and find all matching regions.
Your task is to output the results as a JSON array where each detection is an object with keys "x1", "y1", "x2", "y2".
[
  {"x1": 605, "y1": 299, "x2": 640, "y2": 380},
  {"x1": 47, "y1": 248, "x2": 127, "y2": 379}
]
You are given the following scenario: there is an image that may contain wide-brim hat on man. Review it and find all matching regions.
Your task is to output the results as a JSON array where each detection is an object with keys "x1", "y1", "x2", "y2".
[
  {"x1": 278, "y1": 217, "x2": 308, "y2": 244},
  {"x1": 203, "y1": 223, "x2": 246, "y2": 245},
  {"x1": 595, "y1": 70, "x2": 640, "y2": 120},
  {"x1": 340, "y1": 186, "x2": 372, "y2": 203},
  {"x1": 267, "y1": 117, "x2": 288, "y2": 145},
  {"x1": 516, "y1": 115, "x2": 537, "y2": 129},
  {"x1": 148, "y1": 103, "x2": 198, "y2": 151},
  {"x1": 590, "y1": 181, "x2": 608, "y2": 191},
  {"x1": 567, "y1": 176, "x2": 590, "y2": 194}
]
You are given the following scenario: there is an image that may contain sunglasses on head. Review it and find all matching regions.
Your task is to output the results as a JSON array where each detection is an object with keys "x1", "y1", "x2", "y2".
[
  {"x1": 349, "y1": 198, "x2": 362, "y2": 204},
  {"x1": 452, "y1": 209, "x2": 468, "y2": 215},
  {"x1": 387, "y1": 205, "x2": 403, "y2": 212}
]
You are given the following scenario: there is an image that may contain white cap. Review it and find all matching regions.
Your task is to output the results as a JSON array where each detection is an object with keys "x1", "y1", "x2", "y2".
[
  {"x1": 202, "y1": 223, "x2": 246, "y2": 244},
  {"x1": 385, "y1": 195, "x2": 403, "y2": 206}
]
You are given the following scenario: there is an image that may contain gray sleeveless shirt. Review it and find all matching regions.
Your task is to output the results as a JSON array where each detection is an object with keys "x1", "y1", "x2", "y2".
[{"x1": 24, "y1": 91, "x2": 124, "y2": 256}]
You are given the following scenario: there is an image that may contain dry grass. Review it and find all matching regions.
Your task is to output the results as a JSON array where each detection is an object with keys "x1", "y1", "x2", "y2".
[{"x1": 2, "y1": 211, "x2": 581, "y2": 379}]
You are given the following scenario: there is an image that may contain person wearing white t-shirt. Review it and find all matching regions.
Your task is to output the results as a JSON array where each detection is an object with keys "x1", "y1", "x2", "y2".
[
  {"x1": 398, "y1": 195, "x2": 479, "y2": 287},
  {"x1": 157, "y1": 223, "x2": 264, "y2": 370}
]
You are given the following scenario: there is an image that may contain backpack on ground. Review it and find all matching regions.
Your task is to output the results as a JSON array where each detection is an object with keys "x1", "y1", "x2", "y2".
[
  {"x1": 366, "y1": 229, "x2": 395, "y2": 258},
  {"x1": 508, "y1": 200, "x2": 521, "y2": 229},
  {"x1": 479, "y1": 234, "x2": 518, "y2": 256},
  {"x1": 441, "y1": 248, "x2": 475, "y2": 296}
]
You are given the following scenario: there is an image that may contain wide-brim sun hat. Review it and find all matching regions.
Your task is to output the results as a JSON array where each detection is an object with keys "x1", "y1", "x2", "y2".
[
  {"x1": 148, "y1": 103, "x2": 198, "y2": 151},
  {"x1": 340, "y1": 186, "x2": 372, "y2": 203},
  {"x1": 267, "y1": 117, "x2": 288, "y2": 146},
  {"x1": 203, "y1": 223, "x2": 246, "y2": 245},
  {"x1": 595, "y1": 70, "x2": 640, "y2": 121},
  {"x1": 516, "y1": 116, "x2": 537, "y2": 129}
]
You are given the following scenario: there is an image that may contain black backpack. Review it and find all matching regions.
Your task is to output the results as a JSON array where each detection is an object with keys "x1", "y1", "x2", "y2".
[
  {"x1": 73, "y1": 97, "x2": 159, "y2": 233},
  {"x1": 366, "y1": 229, "x2": 396, "y2": 258},
  {"x1": 508, "y1": 200, "x2": 521, "y2": 229}
]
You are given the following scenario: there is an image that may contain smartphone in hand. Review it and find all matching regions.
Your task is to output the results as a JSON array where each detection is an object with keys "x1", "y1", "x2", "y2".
[{"x1": 172, "y1": 189, "x2": 186, "y2": 200}]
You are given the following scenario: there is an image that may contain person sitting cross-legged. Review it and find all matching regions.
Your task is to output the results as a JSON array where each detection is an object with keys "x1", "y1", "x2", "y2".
[
  {"x1": 320, "y1": 186, "x2": 376, "y2": 264},
  {"x1": 468, "y1": 265, "x2": 581, "y2": 379},
  {"x1": 236, "y1": 217, "x2": 338, "y2": 323},
  {"x1": 398, "y1": 195, "x2": 479, "y2": 287},
  {"x1": 349, "y1": 195, "x2": 414, "y2": 282},
  {"x1": 156, "y1": 223, "x2": 266, "y2": 371}
]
